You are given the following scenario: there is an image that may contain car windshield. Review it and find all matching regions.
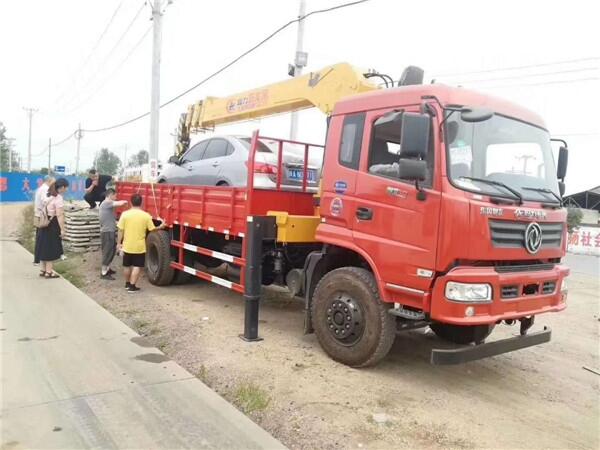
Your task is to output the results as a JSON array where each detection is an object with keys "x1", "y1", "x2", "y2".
[{"x1": 445, "y1": 114, "x2": 560, "y2": 203}]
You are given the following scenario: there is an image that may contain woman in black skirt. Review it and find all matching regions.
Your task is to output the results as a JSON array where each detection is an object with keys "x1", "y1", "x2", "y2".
[{"x1": 38, "y1": 178, "x2": 69, "y2": 278}]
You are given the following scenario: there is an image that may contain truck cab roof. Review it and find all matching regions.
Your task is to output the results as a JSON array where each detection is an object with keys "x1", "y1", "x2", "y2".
[{"x1": 333, "y1": 84, "x2": 547, "y2": 130}]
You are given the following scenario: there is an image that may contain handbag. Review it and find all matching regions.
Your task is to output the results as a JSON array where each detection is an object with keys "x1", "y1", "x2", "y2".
[{"x1": 34, "y1": 197, "x2": 53, "y2": 228}]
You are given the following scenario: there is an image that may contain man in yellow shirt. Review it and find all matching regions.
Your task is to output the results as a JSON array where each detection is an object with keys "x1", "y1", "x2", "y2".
[{"x1": 117, "y1": 194, "x2": 164, "y2": 293}]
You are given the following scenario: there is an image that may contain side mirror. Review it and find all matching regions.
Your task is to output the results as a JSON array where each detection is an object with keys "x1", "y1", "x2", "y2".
[
  {"x1": 399, "y1": 112, "x2": 430, "y2": 159},
  {"x1": 398, "y1": 159, "x2": 427, "y2": 181},
  {"x1": 556, "y1": 146, "x2": 568, "y2": 180},
  {"x1": 168, "y1": 155, "x2": 180, "y2": 165}
]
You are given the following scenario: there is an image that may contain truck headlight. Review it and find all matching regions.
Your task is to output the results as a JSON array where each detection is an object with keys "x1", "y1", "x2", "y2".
[{"x1": 445, "y1": 282, "x2": 492, "y2": 302}]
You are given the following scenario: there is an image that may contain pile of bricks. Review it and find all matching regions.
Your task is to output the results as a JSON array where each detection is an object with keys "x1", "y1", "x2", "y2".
[{"x1": 63, "y1": 207, "x2": 100, "y2": 252}]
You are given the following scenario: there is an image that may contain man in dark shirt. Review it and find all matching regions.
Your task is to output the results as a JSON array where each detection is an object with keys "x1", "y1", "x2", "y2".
[{"x1": 84, "y1": 169, "x2": 113, "y2": 209}]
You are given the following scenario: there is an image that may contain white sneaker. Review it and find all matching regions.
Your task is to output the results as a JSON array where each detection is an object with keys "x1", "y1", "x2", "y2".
[{"x1": 60, "y1": 254, "x2": 67, "y2": 260}]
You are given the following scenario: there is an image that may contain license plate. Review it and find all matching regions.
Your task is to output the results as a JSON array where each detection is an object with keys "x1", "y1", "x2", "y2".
[{"x1": 287, "y1": 168, "x2": 316, "y2": 182}]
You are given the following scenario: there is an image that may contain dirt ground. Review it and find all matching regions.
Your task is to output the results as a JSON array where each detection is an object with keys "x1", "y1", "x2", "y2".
[{"x1": 3, "y1": 203, "x2": 599, "y2": 449}]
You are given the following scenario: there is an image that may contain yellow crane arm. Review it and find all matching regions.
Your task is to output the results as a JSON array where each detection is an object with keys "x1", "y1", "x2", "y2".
[{"x1": 185, "y1": 62, "x2": 379, "y2": 133}]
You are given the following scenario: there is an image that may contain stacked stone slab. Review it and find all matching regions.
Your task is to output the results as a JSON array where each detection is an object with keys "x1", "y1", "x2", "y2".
[{"x1": 63, "y1": 207, "x2": 100, "y2": 252}]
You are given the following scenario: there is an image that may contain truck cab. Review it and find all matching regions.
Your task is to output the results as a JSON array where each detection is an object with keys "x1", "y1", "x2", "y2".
[{"x1": 311, "y1": 84, "x2": 568, "y2": 362}]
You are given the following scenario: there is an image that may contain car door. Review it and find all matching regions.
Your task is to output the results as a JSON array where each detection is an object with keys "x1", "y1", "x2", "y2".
[
  {"x1": 353, "y1": 107, "x2": 441, "y2": 295},
  {"x1": 175, "y1": 140, "x2": 209, "y2": 184},
  {"x1": 191, "y1": 138, "x2": 230, "y2": 185}
]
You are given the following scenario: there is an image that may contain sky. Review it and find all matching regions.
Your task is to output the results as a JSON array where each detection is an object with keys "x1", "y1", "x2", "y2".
[{"x1": 0, "y1": 0, "x2": 598, "y2": 194}]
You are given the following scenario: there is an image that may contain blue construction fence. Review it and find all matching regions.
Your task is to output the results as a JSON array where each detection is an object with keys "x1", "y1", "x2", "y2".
[{"x1": 0, "y1": 172, "x2": 87, "y2": 203}]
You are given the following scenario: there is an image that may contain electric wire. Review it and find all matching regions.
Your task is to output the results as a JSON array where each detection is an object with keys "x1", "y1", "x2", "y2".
[
  {"x1": 433, "y1": 56, "x2": 600, "y2": 78},
  {"x1": 479, "y1": 77, "x2": 600, "y2": 89},
  {"x1": 59, "y1": 1, "x2": 148, "y2": 111},
  {"x1": 446, "y1": 67, "x2": 599, "y2": 84},
  {"x1": 52, "y1": 1, "x2": 125, "y2": 106},
  {"x1": 63, "y1": 25, "x2": 152, "y2": 114},
  {"x1": 82, "y1": 0, "x2": 373, "y2": 133}
]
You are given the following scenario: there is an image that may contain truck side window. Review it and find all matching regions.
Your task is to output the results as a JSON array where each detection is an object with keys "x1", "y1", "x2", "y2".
[
  {"x1": 339, "y1": 113, "x2": 365, "y2": 170},
  {"x1": 367, "y1": 116, "x2": 434, "y2": 187}
]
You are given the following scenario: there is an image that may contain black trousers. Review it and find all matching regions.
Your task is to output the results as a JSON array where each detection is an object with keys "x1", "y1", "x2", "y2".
[{"x1": 84, "y1": 191, "x2": 106, "y2": 208}]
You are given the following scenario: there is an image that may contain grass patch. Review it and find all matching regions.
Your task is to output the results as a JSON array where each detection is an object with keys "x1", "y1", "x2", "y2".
[
  {"x1": 196, "y1": 364, "x2": 209, "y2": 383},
  {"x1": 18, "y1": 204, "x2": 36, "y2": 253},
  {"x1": 234, "y1": 382, "x2": 270, "y2": 414},
  {"x1": 54, "y1": 258, "x2": 85, "y2": 288}
]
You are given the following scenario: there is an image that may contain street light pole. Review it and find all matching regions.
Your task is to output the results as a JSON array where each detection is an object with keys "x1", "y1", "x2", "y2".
[
  {"x1": 48, "y1": 137, "x2": 52, "y2": 173},
  {"x1": 149, "y1": 0, "x2": 163, "y2": 166},
  {"x1": 23, "y1": 107, "x2": 37, "y2": 173},
  {"x1": 289, "y1": 0, "x2": 307, "y2": 141}
]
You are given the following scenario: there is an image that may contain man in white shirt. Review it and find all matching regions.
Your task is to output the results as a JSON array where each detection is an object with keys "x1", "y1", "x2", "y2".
[{"x1": 33, "y1": 176, "x2": 55, "y2": 265}]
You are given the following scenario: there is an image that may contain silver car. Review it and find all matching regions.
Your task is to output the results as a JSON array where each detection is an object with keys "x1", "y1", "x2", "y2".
[{"x1": 159, "y1": 135, "x2": 322, "y2": 190}]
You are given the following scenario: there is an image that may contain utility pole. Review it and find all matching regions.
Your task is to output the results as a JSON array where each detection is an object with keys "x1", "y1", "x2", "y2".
[
  {"x1": 75, "y1": 124, "x2": 82, "y2": 174},
  {"x1": 23, "y1": 107, "x2": 38, "y2": 172},
  {"x1": 289, "y1": 0, "x2": 307, "y2": 141},
  {"x1": 48, "y1": 137, "x2": 52, "y2": 173},
  {"x1": 149, "y1": 0, "x2": 163, "y2": 167}
]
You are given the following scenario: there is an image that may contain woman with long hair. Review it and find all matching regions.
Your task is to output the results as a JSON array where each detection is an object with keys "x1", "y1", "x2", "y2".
[{"x1": 38, "y1": 178, "x2": 69, "y2": 278}]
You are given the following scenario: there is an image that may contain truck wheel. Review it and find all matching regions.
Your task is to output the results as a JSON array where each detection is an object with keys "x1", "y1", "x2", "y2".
[
  {"x1": 430, "y1": 323, "x2": 495, "y2": 345},
  {"x1": 146, "y1": 230, "x2": 175, "y2": 286},
  {"x1": 312, "y1": 267, "x2": 395, "y2": 367}
]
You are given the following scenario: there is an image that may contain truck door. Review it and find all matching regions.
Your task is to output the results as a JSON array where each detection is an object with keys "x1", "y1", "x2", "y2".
[
  {"x1": 320, "y1": 113, "x2": 366, "y2": 235},
  {"x1": 353, "y1": 108, "x2": 441, "y2": 298}
]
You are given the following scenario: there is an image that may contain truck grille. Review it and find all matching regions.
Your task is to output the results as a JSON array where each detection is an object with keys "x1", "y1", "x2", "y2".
[{"x1": 489, "y1": 220, "x2": 563, "y2": 249}]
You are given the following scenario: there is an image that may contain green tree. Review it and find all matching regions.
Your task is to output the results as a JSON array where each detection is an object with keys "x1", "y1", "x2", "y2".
[
  {"x1": 567, "y1": 207, "x2": 583, "y2": 233},
  {"x1": 0, "y1": 122, "x2": 21, "y2": 171},
  {"x1": 128, "y1": 149, "x2": 149, "y2": 167},
  {"x1": 93, "y1": 148, "x2": 121, "y2": 176}
]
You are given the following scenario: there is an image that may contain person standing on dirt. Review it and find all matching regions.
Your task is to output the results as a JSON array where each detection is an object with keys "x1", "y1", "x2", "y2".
[
  {"x1": 38, "y1": 178, "x2": 69, "y2": 278},
  {"x1": 99, "y1": 188, "x2": 128, "y2": 280},
  {"x1": 117, "y1": 193, "x2": 164, "y2": 293},
  {"x1": 33, "y1": 175, "x2": 55, "y2": 265},
  {"x1": 84, "y1": 169, "x2": 112, "y2": 209}
]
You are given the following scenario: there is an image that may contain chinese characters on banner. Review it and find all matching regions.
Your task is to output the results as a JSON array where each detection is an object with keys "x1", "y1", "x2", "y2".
[
  {"x1": 0, "y1": 172, "x2": 87, "y2": 203},
  {"x1": 568, "y1": 226, "x2": 600, "y2": 256}
]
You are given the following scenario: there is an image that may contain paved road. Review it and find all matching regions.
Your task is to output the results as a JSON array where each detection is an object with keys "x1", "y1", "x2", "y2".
[
  {"x1": 564, "y1": 253, "x2": 600, "y2": 278},
  {"x1": 0, "y1": 241, "x2": 284, "y2": 450}
]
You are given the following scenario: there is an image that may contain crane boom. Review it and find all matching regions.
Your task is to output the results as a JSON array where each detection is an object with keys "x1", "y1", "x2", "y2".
[{"x1": 177, "y1": 63, "x2": 379, "y2": 154}]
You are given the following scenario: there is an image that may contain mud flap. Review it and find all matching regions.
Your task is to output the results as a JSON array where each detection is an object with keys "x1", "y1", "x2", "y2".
[{"x1": 431, "y1": 327, "x2": 552, "y2": 365}]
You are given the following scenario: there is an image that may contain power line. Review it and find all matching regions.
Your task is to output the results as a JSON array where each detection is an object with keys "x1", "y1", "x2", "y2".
[
  {"x1": 433, "y1": 56, "x2": 600, "y2": 78},
  {"x1": 64, "y1": 25, "x2": 152, "y2": 114},
  {"x1": 447, "y1": 67, "x2": 598, "y2": 84},
  {"x1": 53, "y1": 1, "x2": 125, "y2": 106},
  {"x1": 82, "y1": 0, "x2": 373, "y2": 133},
  {"x1": 481, "y1": 77, "x2": 599, "y2": 89},
  {"x1": 59, "y1": 1, "x2": 147, "y2": 111}
]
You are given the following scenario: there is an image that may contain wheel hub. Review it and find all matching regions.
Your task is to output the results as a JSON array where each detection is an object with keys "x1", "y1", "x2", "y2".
[{"x1": 326, "y1": 294, "x2": 364, "y2": 345}]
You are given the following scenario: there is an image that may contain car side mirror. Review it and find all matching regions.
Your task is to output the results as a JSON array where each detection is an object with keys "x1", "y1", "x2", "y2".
[
  {"x1": 557, "y1": 146, "x2": 568, "y2": 181},
  {"x1": 398, "y1": 159, "x2": 427, "y2": 181},
  {"x1": 168, "y1": 155, "x2": 180, "y2": 165},
  {"x1": 399, "y1": 112, "x2": 430, "y2": 159}
]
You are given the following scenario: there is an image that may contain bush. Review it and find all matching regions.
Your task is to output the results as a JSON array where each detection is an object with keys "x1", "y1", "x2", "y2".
[{"x1": 567, "y1": 207, "x2": 583, "y2": 233}]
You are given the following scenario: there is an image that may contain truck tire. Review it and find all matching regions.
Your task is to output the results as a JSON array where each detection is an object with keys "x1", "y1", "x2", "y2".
[
  {"x1": 146, "y1": 230, "x2": 176, "y2": 286},
  {"x1": 430, "y1": 323, "x2": 495, "y2": 345},
  {"x1": 312, "y1": 267, "x2": 395, "y2": 367}
]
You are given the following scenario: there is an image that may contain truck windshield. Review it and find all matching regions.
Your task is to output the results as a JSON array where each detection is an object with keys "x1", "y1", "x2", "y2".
[{"x1": 445, "y1": 114, "x2": 560, "y2": 203}]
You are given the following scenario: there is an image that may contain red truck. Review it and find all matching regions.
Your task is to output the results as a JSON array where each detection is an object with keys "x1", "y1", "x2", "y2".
[{"x1": 117, "y1": 64, "x2": 569, "y2": 366}]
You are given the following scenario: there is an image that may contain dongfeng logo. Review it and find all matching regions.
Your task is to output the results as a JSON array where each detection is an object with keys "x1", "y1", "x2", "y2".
[{"x1": 525, "y1": 222, "x2": 543, "y2": 254}]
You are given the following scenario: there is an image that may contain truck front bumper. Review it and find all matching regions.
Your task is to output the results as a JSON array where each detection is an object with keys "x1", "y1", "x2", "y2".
[
  {"x1": 430, "y1": 264, "x2": 569, "y2": 325},
  {"x1": 431, "y1": 326, "x2": 552, "y2": 365}
]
